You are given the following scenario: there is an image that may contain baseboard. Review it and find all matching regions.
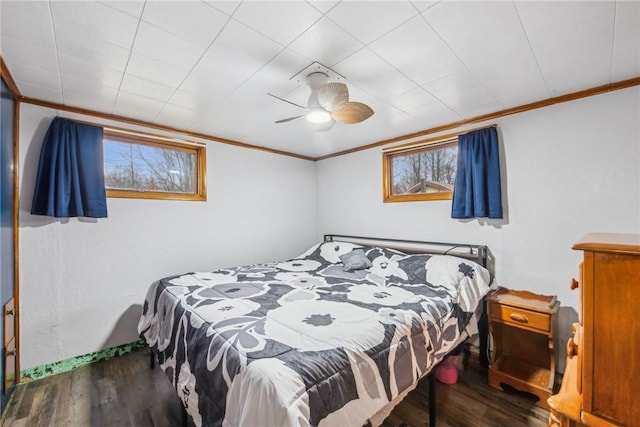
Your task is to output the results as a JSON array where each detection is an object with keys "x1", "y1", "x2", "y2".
[{"x1": 20, "y1": 339, "x2": 147, "y2": 383}]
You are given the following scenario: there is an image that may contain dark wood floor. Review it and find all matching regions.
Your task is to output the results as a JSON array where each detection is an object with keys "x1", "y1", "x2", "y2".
[{"x1": 3, "y1": 349, "x2": 549, "y2": 426}]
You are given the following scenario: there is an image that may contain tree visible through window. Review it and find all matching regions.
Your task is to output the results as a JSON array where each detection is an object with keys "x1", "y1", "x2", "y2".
[
  {"x1": 383, "y1": 139, "x2": 457, "y2": 202},
  {"x1": 103, "y1": 130, "x2": 206, "y2": 201}
]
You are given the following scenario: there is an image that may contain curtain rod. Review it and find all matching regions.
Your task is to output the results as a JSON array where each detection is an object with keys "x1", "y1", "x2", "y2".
[
  {"x1": 60, "y1": 116, "x2": 207, "y2": 148},
  {"x1": 382, "y1": 124, "x2": 497, "y2": 153},
  {"x1": 103, "y1": 126, "x2": 206, "y2": 148}
]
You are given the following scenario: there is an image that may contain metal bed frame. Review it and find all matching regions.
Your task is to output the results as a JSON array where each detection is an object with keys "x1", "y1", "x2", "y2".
[
  {"x1": 150, "y1": 234, "x2": 491, "y2": 427},
  {"x1": 323, "y1": 234, "x2": 489, "y2": 267}
]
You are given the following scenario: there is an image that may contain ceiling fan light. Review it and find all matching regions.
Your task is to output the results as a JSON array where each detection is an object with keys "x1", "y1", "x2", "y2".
[
  {"x1": 311, "y1": 118, "x2": 335, "y2": 132},
  {"x1": 306, "y1": 109, "x2": 332, "y2": 123}
]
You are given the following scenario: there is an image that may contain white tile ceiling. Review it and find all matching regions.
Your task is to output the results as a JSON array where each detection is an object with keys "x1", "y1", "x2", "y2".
[{"x1": 1, "y1": 0, "x2": 638, "y2": 158}]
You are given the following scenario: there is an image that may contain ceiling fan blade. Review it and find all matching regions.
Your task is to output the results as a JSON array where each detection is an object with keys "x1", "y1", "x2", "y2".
[
  {"x1": 275, "y1": 115, "x2": 306, "y2": 124},
  {"x1": 267, "y1": 93, "x2": 308, "y2": 110},
  {"x1": 332, "y1": 102, "x2": 374, "y2": 124},
  {"x1": 317, "y1": 83, "x2": 349, "y2": 112}
]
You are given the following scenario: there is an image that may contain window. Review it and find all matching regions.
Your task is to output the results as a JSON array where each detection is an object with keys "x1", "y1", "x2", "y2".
[
  {"x1": 103, "y1": 129, "x2": 206, "y2": 201},
  {"x1": 383, "y1": 138, "x2": 457, "y2": 202}
]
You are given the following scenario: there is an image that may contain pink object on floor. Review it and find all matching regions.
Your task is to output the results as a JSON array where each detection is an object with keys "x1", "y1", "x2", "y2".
[{"x1": 435, "y1": 353, "x2": 464, "y2": 385}]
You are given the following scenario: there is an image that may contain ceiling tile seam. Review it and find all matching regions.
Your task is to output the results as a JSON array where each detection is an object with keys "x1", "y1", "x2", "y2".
[
  {"x1": 2, "y1": 61, "x2": 62, "y2": 93},
  {"x1": 408, "y1": 1, "x2": 423, "y2": 14},
  {"x1": 112, "y1": 1, "x2": 148, "y2": 115},
  {"x1": 116, "y1": 86, "x2": 173, "y2": 105},
  {"x1": 327, "y1": 22, "x2": 465, "y2": 124},
  {"x1": 415, "y1": 8, "x2": 503, "y2": 110},
  {"x1": 310, "y1": 6, "x2": 424, "y2": 69},
  {"x1": 220, "y1": 13, "x2": 326, "y2": 87},
  {"x1": 403, "y1": 97, "x2": 463, "y2": 125},
  {"x1": 220, "y1": 5, "x2": 350, "y2": 104},
  {"x1": 607, "y1": 1, "x2": 619, "y2": 84},
  {"x1": 323, "y1": 49, "x2": 447, "y2": 126},
  {"x1": 151, "y1": 7, "x2": 238, "y2": 124},
  {"x1": 319, "y1": 6, "x2": 473, "y2": 116},
  {"x1": 14, "y1": 79, "x2": 63, "y2": 100},
  {"x1": 118, "y1": 54, "x2": 187, "y2": 89},
  {"x1": 59, "y1": 55, "x2": 126, "y2": 90},
  {"x1": 222, "y1": 45, "x2": 293, "y2": 101},
  {"x1": 418, "y1": 1, "x2": 441, "y2": 13},
  {"x1": 355, "y1": 43, "x2": 464, "y2": 120},
  {"x1": 320, "y1": 7, "x2": 431, "y2": 70},
  {"x1": 97, "y1": 0, "x2": 139, "y2": 19},
  {"x1": 0, "y1": 35, "x2": 58, "y2": 64},
  {"x1": 204, "y1": 1, "x2": 243, "y2": 17},
  {"x1": 322, "y1": 44, "x2": 367, "y2": 70},
  {"x1": 316, "y1": 77, "x2": 640, "y2": 161},
  {"x1": 224, "y1": 5, "x2": 327, "y2": 50},
  {"x1": 286, "y1": 22, "x2": 367, "y2": 70},
  {"x1": 136, "y1": 6, "x2": 225, "y2": 50},
  {"x1": 305, "y1": 0, "x2": 342, "y2": 15},
  {"x1": 46, "y1": 0, "x2": 64, "y2": 103},
  {"x1": 318, "y1": 38, "x2": 458, "y2": 124},
  {"x1": 321, "y1": 47, "x2": 406, "y2": 107},
  {"x1": 17, "y1": 76, "x2": 640, "y2": 162},
  {"x1": 512, "y1": 0, "x2": 552, "y2": 98},
  {"x1": 325, "y1": 7, "x2": 421, "y2": 49},
  {"x1": 120, "y1": 2, "x2": 239, "y2": 118},
  {"x1": 231, "y1": 4, "x2": 345, "y2": 69}
]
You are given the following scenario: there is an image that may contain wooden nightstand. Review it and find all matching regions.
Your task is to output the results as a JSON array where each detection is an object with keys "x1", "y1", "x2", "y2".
[{"x1": 487, "y1": 286, "x2": 560, "y2": 409}]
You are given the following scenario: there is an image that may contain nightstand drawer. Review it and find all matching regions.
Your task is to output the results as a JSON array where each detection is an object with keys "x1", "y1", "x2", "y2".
[{"x1": 489, "y1": 302, "x2": 551, "y2": 332}]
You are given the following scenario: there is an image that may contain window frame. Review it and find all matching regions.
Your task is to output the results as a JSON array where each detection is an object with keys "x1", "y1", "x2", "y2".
[
  {"x1": 103, "y1": 129, "x2": 207, "y2": 201},
  {"x1": 382, "y1": 137, "x2": 458, "y2": 203}
]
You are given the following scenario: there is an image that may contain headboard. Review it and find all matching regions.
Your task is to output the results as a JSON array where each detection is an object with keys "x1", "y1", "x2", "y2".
[{"x1": 323, "y1": 234, "x2": 489, "y2": 269}]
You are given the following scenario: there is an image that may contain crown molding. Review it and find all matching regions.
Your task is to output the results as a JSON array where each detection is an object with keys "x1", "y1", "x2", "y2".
[
  {"x1": 5, "y1": 50, "x2": 638, "y2": 163},
  {"x1": 315, "y1": 76, "x2": 640, "y2": 161}
]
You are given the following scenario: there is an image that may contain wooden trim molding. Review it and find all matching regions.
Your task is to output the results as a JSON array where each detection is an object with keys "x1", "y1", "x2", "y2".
[
  {"x1": 1, "y1": 67, "x2": 22, "y2": 386},
  {"x1": 7, "y1": 55, "x2": 639, "y2": 163},
  {"x1": 19, "y1": 96, "x2": 315, "y2": 162},
  {"x1": 12, "y1": 100, "x2": 20, "y2": 384},
  {"x1": 316, "y1": 76, "x2": 640, "y2": 161},
  {"x1": 0, "y1": 58, "x2": 21, "y2": 99}
]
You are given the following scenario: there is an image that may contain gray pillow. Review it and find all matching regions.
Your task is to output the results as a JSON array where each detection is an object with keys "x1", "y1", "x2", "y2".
[{"x1": 339, "y1": 249, "x2": 372, "y2": 272}]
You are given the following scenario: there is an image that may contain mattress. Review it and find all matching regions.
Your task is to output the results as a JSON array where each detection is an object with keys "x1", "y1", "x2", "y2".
[{"x1": 138, "y1": 240, "x2": 491, "y2": 426}]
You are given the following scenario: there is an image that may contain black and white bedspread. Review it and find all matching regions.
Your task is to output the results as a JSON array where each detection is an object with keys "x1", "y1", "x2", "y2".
[{"x1": 138, "y1": 241, "x2": 491, "y2": 427}]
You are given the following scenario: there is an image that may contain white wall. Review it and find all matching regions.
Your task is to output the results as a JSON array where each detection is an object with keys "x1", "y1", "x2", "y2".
[
  {"x1": 18, "y1": 103, "x2": 318, "y2": 370},
  {"x1": 18, "y1": 87, "x2": 640, "y2": 371},
  {"x1": 317, "y1": 87, "x2": 640, "y2": 355}
]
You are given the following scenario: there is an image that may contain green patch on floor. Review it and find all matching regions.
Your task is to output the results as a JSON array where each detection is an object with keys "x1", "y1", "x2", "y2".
[{"x1": 21, "y1": 339, "x2": 147, "y2": 383}]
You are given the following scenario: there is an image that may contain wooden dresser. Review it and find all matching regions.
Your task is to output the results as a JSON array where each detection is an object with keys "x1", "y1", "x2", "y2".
[{"x1": 548, "y1": 233, "x2": 640, "y2": 427}]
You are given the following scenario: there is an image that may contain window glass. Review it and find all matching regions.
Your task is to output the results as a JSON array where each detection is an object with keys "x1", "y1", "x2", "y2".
[
  {"x1": 103, "y1": 131, "x2": 206, "y2": 201},
  {"x1": 383, "y1": 140, "x2": 457, "y2": 202}
]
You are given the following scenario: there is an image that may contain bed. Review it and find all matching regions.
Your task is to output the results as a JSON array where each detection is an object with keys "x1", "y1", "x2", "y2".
[{"x1": 138, "y1": 235, "x2": 492, "y2": 427}]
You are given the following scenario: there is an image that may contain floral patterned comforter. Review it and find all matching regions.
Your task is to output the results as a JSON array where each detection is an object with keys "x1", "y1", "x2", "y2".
[{"x1": 138, "y1": 241, "x2": 491, "y2": 427}]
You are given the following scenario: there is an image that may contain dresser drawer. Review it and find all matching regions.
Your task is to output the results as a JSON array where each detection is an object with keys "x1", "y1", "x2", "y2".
[{"x1": 489, "y1": 302, "x2": 551, "y2": 332}]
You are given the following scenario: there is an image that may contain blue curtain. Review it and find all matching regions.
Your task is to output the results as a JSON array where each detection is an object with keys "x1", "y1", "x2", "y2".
[
  {"x1": 31, "y1": 117, "x2": 107, "y2": 218},
  {"x1": 451, "y1": 127, "x2": 503, "y2": 219}
]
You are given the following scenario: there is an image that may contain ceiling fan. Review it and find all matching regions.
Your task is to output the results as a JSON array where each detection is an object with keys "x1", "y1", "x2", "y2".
[{"x1": 269, "y1": 71, "x2": 374, "y2": 132}]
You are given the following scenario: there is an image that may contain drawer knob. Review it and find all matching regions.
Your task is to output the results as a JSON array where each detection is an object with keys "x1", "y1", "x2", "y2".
[
  {"x1": 570, "y1": 278, "x2": 579, "y2": 290},
  {"x1": 509, "y1": 313, "x2": 528, "y2": 323}
]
